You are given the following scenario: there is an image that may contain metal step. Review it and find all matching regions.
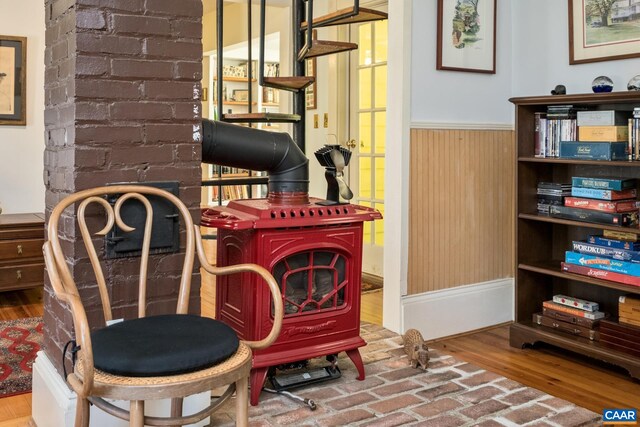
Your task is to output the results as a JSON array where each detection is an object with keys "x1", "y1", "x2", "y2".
[
  {"x1": 298, "y1": 40, "x2": 358, "y2": 61},
  {"x1": 300, "y1": 7, "x2": 387, "y2": 29},
  {"x1": 221, "y1": 112, "x2": 301, "y2": 123},
  {"x1": 262, "y1": 76, "x2": 315, "y2": 92}
]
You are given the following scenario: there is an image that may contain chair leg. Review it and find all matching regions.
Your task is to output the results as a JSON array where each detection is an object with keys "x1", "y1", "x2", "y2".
[
  {"x1": 74, "y1": 397, "x2": 90, "y2": 427},
  {"x1": 170, "y1": 397, "x2": 183, "y2": 427},
  {"x1": 130, "y1": 400, "x2": 145, "y2": 427},
  {"x1": 235, "y1": 376, "x2": 249, "y2": 427}
]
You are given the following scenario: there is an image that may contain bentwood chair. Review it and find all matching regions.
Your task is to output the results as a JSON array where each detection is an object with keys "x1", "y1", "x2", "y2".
[{"x1": 43, "y1": 185, "x2": 283, "y2": 427}]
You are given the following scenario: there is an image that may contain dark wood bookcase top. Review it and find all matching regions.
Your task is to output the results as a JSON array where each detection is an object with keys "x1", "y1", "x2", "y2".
[{"x1": 510, "y1": 92, "x2": 640, "y2": 379}]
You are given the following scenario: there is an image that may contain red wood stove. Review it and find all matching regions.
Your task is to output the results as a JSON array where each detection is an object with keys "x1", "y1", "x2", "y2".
[{"x1": 202, "y1": 198, "x2": 381, "y2": 405}]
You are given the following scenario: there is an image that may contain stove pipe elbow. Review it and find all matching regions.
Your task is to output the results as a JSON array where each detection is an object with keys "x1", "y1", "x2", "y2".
[{"x1": 202, "y1": 119, "x2": 309, "y2": 201}]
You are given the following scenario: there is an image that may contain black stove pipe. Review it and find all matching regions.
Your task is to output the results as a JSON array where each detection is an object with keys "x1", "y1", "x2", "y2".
[{"x1": 202, "y1": 119, "x2": 309, "y2": 198}]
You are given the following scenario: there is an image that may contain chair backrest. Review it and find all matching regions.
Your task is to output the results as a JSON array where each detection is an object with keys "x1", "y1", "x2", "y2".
[{"x1": 44, "y1": 185, "x2": 196, "y2": 325}]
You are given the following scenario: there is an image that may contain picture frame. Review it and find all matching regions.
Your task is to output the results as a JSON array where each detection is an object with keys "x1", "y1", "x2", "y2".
[
  {"x1": 232, "y1": 89, "x2": 249, "y2": 102},
  {"x1": 305, "y1": 58, "x2": 316, "y2": 110},
  {"x1": 436, "y1": 0, "x2": 496, "y2": 74},
  {"x1": 569, "y1": 0, "x2": 640, "y2": 64},
  {"x1": 0, "y1": 36, "x2": 26, "y2": 126}
]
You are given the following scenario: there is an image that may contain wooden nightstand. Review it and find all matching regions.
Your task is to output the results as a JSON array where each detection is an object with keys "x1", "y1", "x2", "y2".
[{"x1": 0, "y1": 213, "x2": 45, "y2": 292}]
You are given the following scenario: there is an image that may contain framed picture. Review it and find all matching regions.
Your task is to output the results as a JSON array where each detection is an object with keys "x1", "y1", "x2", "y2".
[
  {"x1": 569, "y1": 0, "x2": 640, "y2": 64},
  {"x1": 436, "y1": 0, "x2": 496, "y2": 74},
  {"x1": 232, "y1": 89, "x2": 249, "y2": 102},
  {"x1": 0, "y1": 36, "x2": 26, "y2": 126},
  {"x1": 305, "y1": 58, "x2": 316, "y2": 110}
]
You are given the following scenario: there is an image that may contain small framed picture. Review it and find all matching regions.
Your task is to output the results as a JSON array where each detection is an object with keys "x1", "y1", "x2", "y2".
[
  {"x1": 233, "y1": 89, "x2": 249, "y2": 102},
  {"x1": 436, "y1": 0, "x2": 496, "y2": 74},
  {"x1": 305, "y1": 58, "x2": 316, "y2": 110},
  {"x1": 0, "y1": 36, "x2": 27, "y2": 126}
]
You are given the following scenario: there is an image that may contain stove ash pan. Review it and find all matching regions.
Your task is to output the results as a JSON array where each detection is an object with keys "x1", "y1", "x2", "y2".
[{"x1": 201, "y1": 197, "x2": 382, "y2": 230}]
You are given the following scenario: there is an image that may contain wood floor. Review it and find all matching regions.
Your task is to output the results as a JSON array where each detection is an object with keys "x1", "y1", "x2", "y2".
[{"x1": 1, "y1": 287, "x2": 639, "y2": 424}]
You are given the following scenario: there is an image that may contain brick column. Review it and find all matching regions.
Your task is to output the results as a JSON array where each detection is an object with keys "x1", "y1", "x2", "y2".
[{"x1": 43, "y1": 0, "x2": 203, "y2": 374}]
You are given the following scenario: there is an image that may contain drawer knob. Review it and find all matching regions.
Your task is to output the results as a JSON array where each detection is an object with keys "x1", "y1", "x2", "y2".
[
  {"x1": 17, "y1": 245, "x2": 23, "y2": 255},
  {"x1": 16, "y1": 270, "x2": 22, "y2": 280}
]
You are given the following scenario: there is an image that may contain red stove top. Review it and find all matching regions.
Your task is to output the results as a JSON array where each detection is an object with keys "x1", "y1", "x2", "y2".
[{"x1": 201, "y1": 197, "x2": 381, "y2": 230}]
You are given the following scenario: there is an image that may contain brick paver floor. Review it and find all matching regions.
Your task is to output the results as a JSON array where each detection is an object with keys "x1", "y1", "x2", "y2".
[{"x1": 210, "y1": 323, "x2": 601, "y2": 426}]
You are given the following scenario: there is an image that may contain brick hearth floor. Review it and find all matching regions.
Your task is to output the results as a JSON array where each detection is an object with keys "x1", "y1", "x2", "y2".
[{"x1": 210, "y1": 323, "x2": 602, "y2": 426}]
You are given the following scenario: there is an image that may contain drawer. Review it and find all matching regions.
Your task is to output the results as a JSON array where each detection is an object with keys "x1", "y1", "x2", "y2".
[
  {"x1": 0, "y1": 238, "x2": 44, "y2": 261},
  {"x1": 0, "y1": 263, "x2": 44, "y2": 290},
  {"x1": 0, "y1": 226, "x2": 44, "y2": 241}
]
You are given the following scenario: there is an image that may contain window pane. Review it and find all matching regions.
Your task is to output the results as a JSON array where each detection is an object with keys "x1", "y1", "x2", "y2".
[
  {"x1": 374, "y1": 65, "x2": 387, "y2": 109},
  {"x1": 359, "y1": 23, "x2": 372, "y2": 66},
  {"x1": 359, "y1": 68, "x2": 372, "y2": 110},
  {"x1": 359, "y1": 157, "x2": 372, "y2": 199},
  {"x1": 374, "y1": 21, "x2": 388, "y2": 63},
  {"x1": 360, "y1": 201, "x2": 372, "y2": 244},
  {"x1": 374, "y1": 203, "x2": 384, "y2": 246},
  {"x1": 374, "y1": 158, "x2": 385, "y2": 200},
  {"x1": 374, "y1": 111, "x2": 386, "y2": 154},
  {"x1": 359, "y1": 112, "x2": 372, "y2": 154}
]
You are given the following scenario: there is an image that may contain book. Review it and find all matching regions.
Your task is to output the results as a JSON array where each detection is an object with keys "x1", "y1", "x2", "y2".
[
  {"x1": 570, "y1": 177, "x2": 637, "y2": 191},
  {"x1": 571, "y1": 241, "x2": 640, "y2": 262},
  {"x1": 558, "y1": 141, "x2": 628, "y2": 160},
  {"x1": 562, "y1": 261, "x2": 640, "y2": 287},
  {"x1": 578, "y1": 125, "x2": 628, "y2": 142},
  {"x1": 565, "y1": 251, "x2": 640, "y2": 276},
  {"x1": 620, "y1": 317, "x2": 640, "y2": 327},
  {"x1": 542, "y1": 300, "x2": 605, "y2": 320},
  {"x1": 619, "y1": 305, "x2": 640, "y2": 321},
  {"x1": 534, "y1": 112, "x2": 547, "y2": 158},
  {"x1": 549, "y1": 205, "x2": 639, "y2": 227},
  {"x1": 588, "y1": 235, "x2": 640, "y2": 250},
  {"x1": 571, "y1": 187, "x2": 637, "y2": 200},
  {"x1": 553, "y1": 294, "x2": 599, "y2": 312},
  {"x1": 619, "y1": 295, "x2": 640, "y2": 306},
  {"x1": 577, "y1": 110, "x2": 630, "y2": 126},
  {"x1": 563, "y1": 197, "x2": 638, "y2": 213}
]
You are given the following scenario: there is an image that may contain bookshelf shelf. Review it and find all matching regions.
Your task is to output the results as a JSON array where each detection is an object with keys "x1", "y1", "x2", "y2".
[
  {"x1": 214, "y1": 76, "x2": 257, "y2": 82},
  {"x1": 518, "y1": 213, "x2": 640, "y2": 235},
  {"x1": 511, "y1": 92, "x2": 640, "y2": 379}
]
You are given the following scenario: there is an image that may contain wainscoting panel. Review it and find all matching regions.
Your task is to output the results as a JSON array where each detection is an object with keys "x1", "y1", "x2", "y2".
[{"x1": 408, "y1": 128, "x2": 515, "y2": 295}]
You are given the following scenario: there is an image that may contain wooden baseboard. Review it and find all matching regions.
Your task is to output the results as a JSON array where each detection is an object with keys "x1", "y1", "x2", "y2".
[{"x1": 426, "y1": 321, "x2": 514, "y2": 345}]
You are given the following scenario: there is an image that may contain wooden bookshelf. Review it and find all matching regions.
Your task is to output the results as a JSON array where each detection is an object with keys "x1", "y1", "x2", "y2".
[{"x1": 510, "y1": 91, "x2": 640, "y2": 379}]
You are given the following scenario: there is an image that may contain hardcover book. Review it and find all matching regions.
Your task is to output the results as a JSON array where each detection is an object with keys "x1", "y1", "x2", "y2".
[
  {"x1": 558, "y1": 141, "x2": 627, "y2": 160},
  {"x1": 565, "y1": 251, "x2": 640, "y2": 276},
  {"x1": 570, "y1": 177, "x2": 637, "y2": 191},
  {"x1": 549, "y1": 205, "x2": 639, "y2": 227},
  {"x1": 570, "y1": 187, "x2": 637, "y2": 201}
]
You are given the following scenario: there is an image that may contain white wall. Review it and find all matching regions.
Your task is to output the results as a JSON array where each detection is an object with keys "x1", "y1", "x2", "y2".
[
  {"x1": 0, "y1": 0, "x2": 45, "y2": 214},
  {"x1": 512, "y1": 0, "x2": 640, "y2": 97},
  {"x1": 410, "y1": 0, "x2": 513, "y2": 125}
]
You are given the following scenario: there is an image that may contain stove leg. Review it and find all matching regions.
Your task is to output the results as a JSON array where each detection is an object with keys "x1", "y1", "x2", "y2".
[
  {"x1": 249, "y1": 367, "x2": 269, "y2": 406},
  {"x1": 345, "y1": 348, "x2": 365, "y2": 380}
]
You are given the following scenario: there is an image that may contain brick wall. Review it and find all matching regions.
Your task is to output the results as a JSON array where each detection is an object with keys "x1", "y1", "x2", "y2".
[{"x1": 43, "y1": 0, "x2": 203, "y2": 374}]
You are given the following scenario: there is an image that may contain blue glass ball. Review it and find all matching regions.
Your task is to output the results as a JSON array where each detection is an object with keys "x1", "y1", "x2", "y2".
[{"x1": 592, "y1": 76, "x2": 613, "y2": 93}]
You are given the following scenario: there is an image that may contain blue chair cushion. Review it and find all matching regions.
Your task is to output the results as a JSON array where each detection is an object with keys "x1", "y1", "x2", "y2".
[{"x1": 91, "y1": 314, "x2": 239, "y2": 377}]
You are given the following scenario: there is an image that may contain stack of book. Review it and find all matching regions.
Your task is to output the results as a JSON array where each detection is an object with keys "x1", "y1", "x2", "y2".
[
  {"x1": 600, "y1": 318, "x2": 640, "y2": 358},
  {"x1": 618, "y1": 294, "x2": 640, "y2": 327},
  {"x1": 534, "y1": 105, "x2": 581, "y2": 158},
  {"x1": 537, "y1": 182, "x2": 571, "y2": 214},
  {"x1": 563, "y1": 231, "x2": 640, "y2": 287},
  {"x1": 533, "y1": 294, "x2": 604, "y2": 341},
  {"x1": 558, "y1": 109, "x2": 630, "y2": 160},
  {"x1": 549, "y1": 176, "x2": 639, "y2": 227}
]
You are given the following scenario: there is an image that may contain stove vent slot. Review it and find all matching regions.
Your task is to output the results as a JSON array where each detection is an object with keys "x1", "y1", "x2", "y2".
[{"x1": 269, "y1": 207, "x2": 351, "y2": 219}]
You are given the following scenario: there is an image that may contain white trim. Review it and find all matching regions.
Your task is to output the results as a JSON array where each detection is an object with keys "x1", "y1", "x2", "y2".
[
  {"x1": 401, "y1": 278, "x2": 514, "y2": 340},
  {"x1": 383, "y1": 0, "x2": 412, "y2": 334},
  {"x1": 32, "y1": 351, "x2": 210, "y2": 427},
  {"x1": 410, "y1": 121, "x2": 514, "y2": 131}
]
